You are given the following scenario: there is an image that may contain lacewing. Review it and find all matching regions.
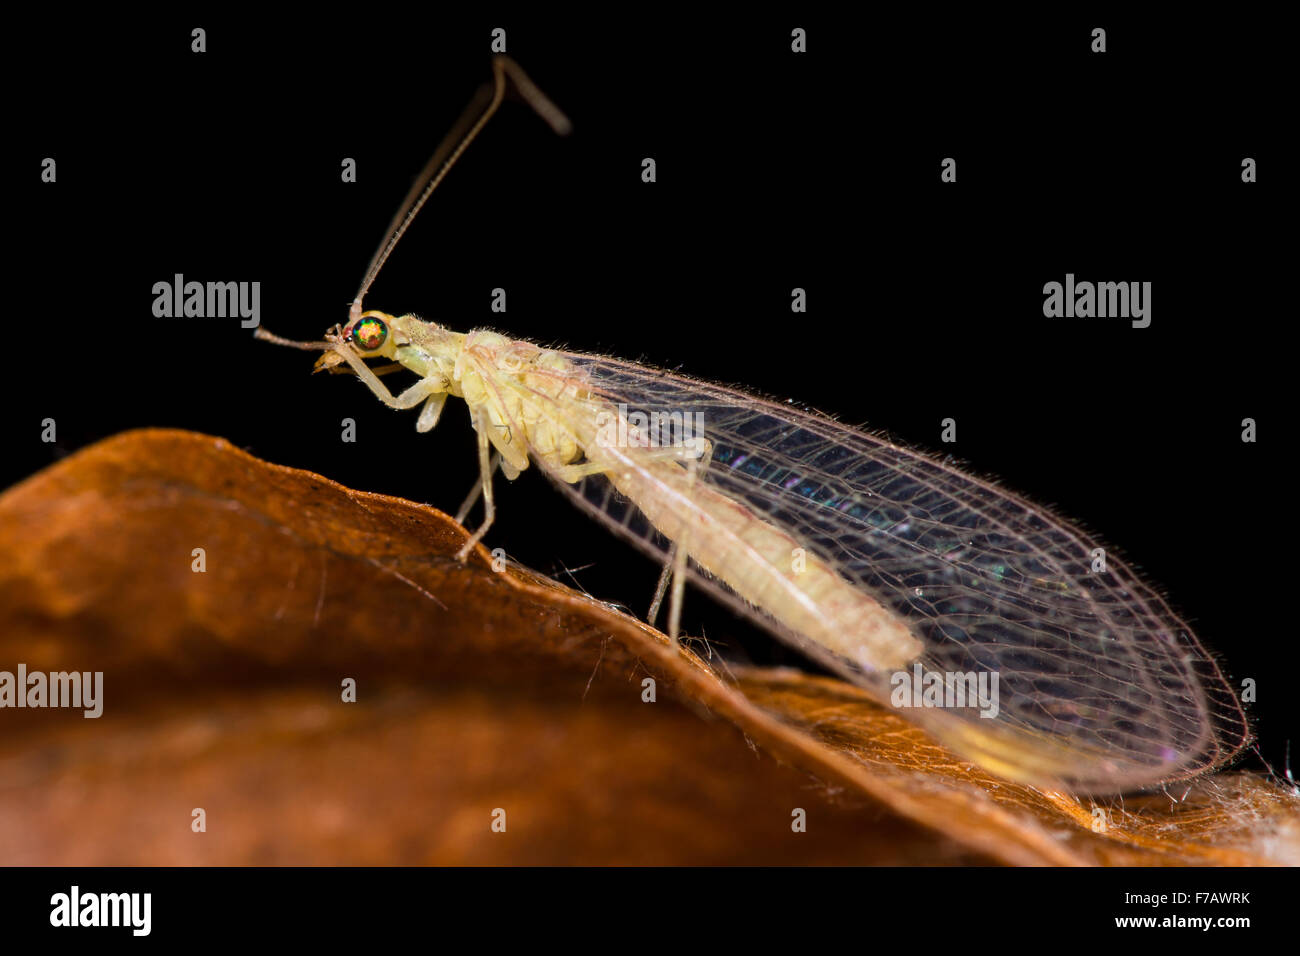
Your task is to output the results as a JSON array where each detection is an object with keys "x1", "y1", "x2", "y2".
[{"x1": 257, "y1": 56, "x2": 1249, "y2": 794}]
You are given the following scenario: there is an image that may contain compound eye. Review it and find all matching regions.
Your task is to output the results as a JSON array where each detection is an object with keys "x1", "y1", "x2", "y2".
[{"x1": 346, "y1": 315, "x2": 388, "y2": 351}]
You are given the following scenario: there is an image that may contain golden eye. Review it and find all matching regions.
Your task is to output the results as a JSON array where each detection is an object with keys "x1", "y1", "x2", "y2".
[{"x1": 346, "y1": 316, "x2": 388, "y2": 351}]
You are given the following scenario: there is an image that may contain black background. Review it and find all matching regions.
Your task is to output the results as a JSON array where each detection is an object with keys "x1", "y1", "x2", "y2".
[{"x1": 7, "y1": 11, "x2": 1292, "y2": 790}]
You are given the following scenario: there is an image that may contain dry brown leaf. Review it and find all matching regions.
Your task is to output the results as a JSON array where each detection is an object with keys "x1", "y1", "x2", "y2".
[{"x1": 0, "y1": 429, "x2": 1295, "y2": 865}]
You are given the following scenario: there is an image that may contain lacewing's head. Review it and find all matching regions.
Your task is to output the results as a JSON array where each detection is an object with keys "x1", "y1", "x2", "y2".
[{"x1": 310, "y1": 309, "x2": 402, "y2": 373}]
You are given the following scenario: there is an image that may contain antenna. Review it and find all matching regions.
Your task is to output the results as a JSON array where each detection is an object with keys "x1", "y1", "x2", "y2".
[{"x1": 348, "y1": 55, "x2": 572, "y2": 324}]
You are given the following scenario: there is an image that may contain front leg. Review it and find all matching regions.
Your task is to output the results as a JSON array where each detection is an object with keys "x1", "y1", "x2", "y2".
[{"x1": 330, "y1": 341, "x2": 441, "y2": 411}]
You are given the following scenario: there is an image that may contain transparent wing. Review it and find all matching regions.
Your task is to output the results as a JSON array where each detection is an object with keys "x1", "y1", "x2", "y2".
[{"x1": 494, "y1": 346, "x2": 1248, "y2": 793}]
